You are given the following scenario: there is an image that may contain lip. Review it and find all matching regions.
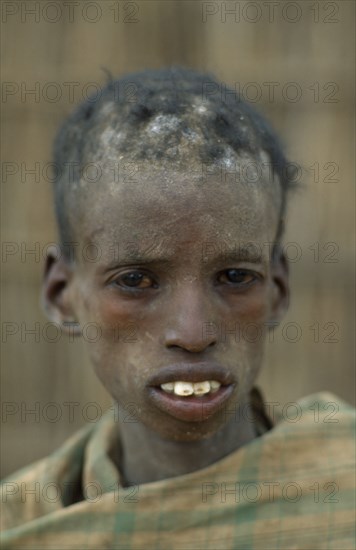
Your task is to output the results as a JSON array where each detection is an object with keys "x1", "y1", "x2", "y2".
[
  {"x1": 147, "y1": 362, "x2": 235, "y2": 387},
  {"x1": 146, "y1": 362, "x2": 236, "y2": 423}
]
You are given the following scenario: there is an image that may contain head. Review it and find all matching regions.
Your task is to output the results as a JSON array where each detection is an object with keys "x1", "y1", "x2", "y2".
[{"x1": 44, "y1": 67, "x2": 292, "y2": 442}]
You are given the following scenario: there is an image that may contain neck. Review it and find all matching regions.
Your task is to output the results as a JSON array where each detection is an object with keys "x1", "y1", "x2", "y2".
[{"x1": 116, "y1": 401, "x2": 258, "y2": 487}]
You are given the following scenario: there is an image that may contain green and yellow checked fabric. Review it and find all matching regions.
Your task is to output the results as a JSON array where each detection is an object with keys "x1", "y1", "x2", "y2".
[{"x1": 1, "y1": 392, "x2": 355, "y2": 549}]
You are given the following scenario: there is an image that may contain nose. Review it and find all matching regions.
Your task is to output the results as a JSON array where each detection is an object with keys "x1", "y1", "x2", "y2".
[{"x1": 163, "y1": 284, "x2": 217, "y2": 353}]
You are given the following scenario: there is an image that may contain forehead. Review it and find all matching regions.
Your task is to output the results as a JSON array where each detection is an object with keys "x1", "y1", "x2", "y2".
[{"x1": 74, "y1": 156, "x2": 281, "y2": 260}]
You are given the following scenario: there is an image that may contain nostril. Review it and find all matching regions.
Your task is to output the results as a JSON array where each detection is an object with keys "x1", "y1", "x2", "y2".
[{"x1": 165, "y1": 339, "x2": 217, "y2": 353}]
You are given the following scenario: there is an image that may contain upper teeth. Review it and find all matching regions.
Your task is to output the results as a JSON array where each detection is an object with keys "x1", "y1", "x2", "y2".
[{"x1": 160, "y1": 380, "x2": 221, "y2": 396}]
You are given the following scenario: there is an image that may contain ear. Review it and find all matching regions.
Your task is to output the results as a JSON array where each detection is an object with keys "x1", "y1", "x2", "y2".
[
  {"x1": 268, "y1": 247, "x2": 290, "y2": 325},
  {"x1": 41, "y1": 246, "x2": 80, "y2": 335}
]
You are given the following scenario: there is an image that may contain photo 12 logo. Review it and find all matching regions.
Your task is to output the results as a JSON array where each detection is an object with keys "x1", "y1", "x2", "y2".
[
  {"x1": 1, "y1": 2, "x2": 140, "y2": 24},
  {"x1": 201, "y1": 2, "x2": 340, "y2": 24}
]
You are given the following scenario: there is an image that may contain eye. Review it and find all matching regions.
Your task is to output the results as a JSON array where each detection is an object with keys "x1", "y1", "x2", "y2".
[
  {"x1": 218, "y1": 268, "x2": 257, "y2": 286},
  {"x1": 112, "y1": 271, "x2": 157, "y2": 290}
]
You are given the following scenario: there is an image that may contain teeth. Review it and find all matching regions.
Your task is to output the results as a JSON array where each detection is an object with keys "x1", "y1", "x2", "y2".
[
  {"x1": 193, "y1": 381, "x2": 210, "y2": 395},
  {"x1": 173, "y1": 382, "x2": 194, "y2": 396},
  {"x1": 160, "y1": 382, "x2": 174, "y2": 393},
  {"x1": 209, "y1": 380, "x2": 221, "y2": 393},
  {"x1": 160, "y1": 380, "x2": 222, "y2": 396}
]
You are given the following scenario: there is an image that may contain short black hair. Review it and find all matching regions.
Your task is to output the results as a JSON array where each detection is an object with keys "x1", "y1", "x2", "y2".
[{"x1": 53, "y1": 67, "x2": 295, "y2": 253}]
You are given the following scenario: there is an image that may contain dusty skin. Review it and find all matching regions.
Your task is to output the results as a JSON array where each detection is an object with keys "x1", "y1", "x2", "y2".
[{"x1": 43, "y1": 158, "x2": 289, "y2": 486}]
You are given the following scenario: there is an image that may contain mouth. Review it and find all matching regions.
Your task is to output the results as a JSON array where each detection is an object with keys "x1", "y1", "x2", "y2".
[{"x1": 146, "y1": 363, "x2": 236, "y2": 423}]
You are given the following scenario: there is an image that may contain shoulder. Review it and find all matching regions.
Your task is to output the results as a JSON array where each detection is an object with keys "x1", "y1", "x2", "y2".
[
  {"x1": 263, "y1": 391, "x2": 355, "y2": 481},
  {"x1": 272, "y1": 391, "x2": 355, "y2": 430},
  {"x1": 1, "y1": 422, "x2": 94, "y2": 532}
]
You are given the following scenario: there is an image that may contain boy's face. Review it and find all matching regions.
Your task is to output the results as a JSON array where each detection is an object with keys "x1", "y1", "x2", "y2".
[{"x1": 45, "y1": 157, "x2": 289, "y2": 441}]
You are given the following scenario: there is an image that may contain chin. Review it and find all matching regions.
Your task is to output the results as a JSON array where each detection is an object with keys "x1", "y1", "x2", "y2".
[{"x1": 149, "y1": 417, "x2": 226, "y2": 443}]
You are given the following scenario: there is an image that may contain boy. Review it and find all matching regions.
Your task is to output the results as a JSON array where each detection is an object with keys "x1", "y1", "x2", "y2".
[{"x1": 1, "y1": 67, "x2": 355, "y2": 549}]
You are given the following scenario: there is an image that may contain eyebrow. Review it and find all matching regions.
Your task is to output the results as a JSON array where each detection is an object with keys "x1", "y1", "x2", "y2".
[
  {"x1": 102, "y1": 255, "x2": 176, "y2": 273},
  {"x1": 203, "y1": 249, "x2": 265, "y2": 265},
  {"x1": 101, "y1": 246, "x2": 265, "y2": 274},
  {"x1": 201, "y1": 239, "x2": 267, "y2": 262}
]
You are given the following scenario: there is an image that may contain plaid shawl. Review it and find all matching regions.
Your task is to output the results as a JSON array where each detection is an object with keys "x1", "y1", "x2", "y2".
[{"x1": 1, "y1": 391, "x2": 355, "y2": 549}]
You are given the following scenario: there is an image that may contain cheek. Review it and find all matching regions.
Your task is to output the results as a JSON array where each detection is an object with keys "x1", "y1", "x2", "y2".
[
  {"x1": 77, "y1": 293, "x2": 151, "y2": 392},
  {"x1": 226, "y1": 284, "x2": 271, "y2": 325},
  {"x1": 224, "y1": 288, "x2": 271, "y2": 387},
  {"x1": 77, "y1": 286, "x2": 140, "y2": 333}
]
